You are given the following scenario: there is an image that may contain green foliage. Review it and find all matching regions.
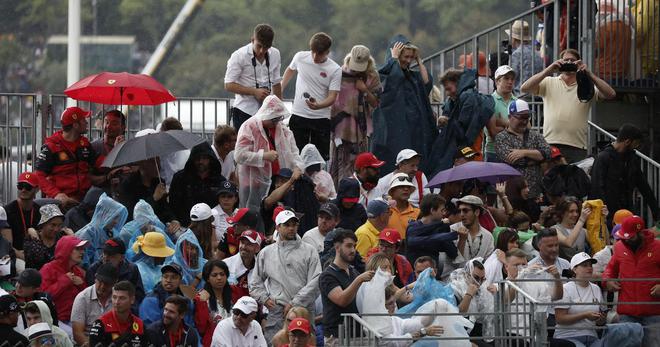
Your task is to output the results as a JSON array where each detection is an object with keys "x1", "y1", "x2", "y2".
[{"x1": 1, "y1": 0, "x2": 529, "y2": 96}]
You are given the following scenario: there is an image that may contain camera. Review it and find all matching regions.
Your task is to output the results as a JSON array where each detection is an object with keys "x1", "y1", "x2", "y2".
[{"x1": 559, "y1": 62, "x2": 578, "y2": 72}]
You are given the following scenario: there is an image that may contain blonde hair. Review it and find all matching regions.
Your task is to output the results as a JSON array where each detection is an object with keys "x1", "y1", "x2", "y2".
[{"x1": 366, "y1": 252, "x2": 394, "y2": 274}]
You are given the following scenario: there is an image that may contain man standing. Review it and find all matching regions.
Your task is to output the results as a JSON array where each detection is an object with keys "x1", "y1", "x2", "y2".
[
  {"x1": 386, "y1": 173, "x2": 420, "y2": 240},
  {"x1": 355, "y1": 199, "x2": 390, "y2": 258},
  {"x1": 248, "y1": 210, "x2": 321, "y2": 342},
  {"x1": 374, "y1": 149, "x2": 430, "y2": 207},
  {"x1": 169, "y1": 142, "x2": 226, "y2": 226},
  {"x1": 506, "y1": 20, "x2": 544, "y2": 93},
  {"x1": 211, "y1": 296, "x2": 267, "y2": 347},
  {"x1": 3, "y1": 171, "x2": 41, "y2": 259},
  {"x1": 603, "y1": 216, "x2": 660, "y2": 346},
  {"x1": 225, "y1": 24, "x2": 282, "y2": 131},
  {"x1": 448, "y1": 196, "x2": 494, "y2": 278},
  {"x1": 224, "y1": 230, "x2": 262, "y2": 303},
  {"x1": 485, "y1": 65, "x2": 516, "y2": 162},
  {"x1": 282, "y1": 32, "x2": 342, "y2": 160},
  {"x1": 302, "y1": 202, "x2": 340, "y2": 253},
  {"x1": 320, "y1": 229, "x2": 374, "y2": 346},
  {"x1": 352, "y1": 152, "x2": 386, "y2": 208},
  {"x1": 590, "y1": 124, "x2": 659, "y2": 223},
  {"x1": 34, "y1": 107, "x2": 102, "y2": 207},
  {"x1": 85, "y1": 238, "x2": 144, "y2": 305},
  {"x1": 0, "y1": 295, "x2": 29, "y2": 346},
  {"x1": 494, "y1": 99, "x2": 552, "y2": 198},
  {"x1": 521, "y1": 49, "x2": 616, "y2": 163},
  {"x1": 145, "y1": 295, "x2": 199, "y2": 347},
  {"x1": 89, "y1": 281, "x2": 149, "y2": 347},
  {"x1": 71, "y1": 263, "x2": 117, "y2": 347}
]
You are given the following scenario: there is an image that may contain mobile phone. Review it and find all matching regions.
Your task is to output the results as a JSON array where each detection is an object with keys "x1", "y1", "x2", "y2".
[
  {"x1": 302, "y1": 92, "x2": 316, "y2": 103},
  {"x1": 559, "y1": 62, "x2": 577, "y2": 72}
]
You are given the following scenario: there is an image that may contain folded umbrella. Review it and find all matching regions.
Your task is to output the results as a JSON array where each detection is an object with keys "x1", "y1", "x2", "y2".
[
  {"x1": 64, "y1": 71, "x2": 176, "y2": 105},
  {"x1": 426, "y1": 161, "x2": 521, "y2": 189},
  {"x1": 102, "y1": 130, "x2": 204, "y2": 168}
]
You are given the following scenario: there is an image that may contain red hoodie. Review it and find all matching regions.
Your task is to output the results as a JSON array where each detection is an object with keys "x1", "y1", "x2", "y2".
[
  {"x1": 40, "y1": 235, "x2": 87, "y2": 321},
  {"x1": 602, "y1": 230, "x2": 660, "y2": 316}
]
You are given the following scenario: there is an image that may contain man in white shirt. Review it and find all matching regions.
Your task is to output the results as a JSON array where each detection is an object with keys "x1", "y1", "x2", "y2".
[
  {"x1": 225, "y1": 24, "x2": 282, "y2": 131},
  {"x1": 302, "y1": 202, "x2": 340, "y2": 253},
  {"x1": 211, "y1": 296, "x2": 266, "y2": 347},
  {"x1": 373, "y1": 149, "x2": 430, "y2": 207},
  {"x1": 281, "y1": 32, "x2": 342, "y2": 160},
  {"x1": 212, "y1": 125, "x2": 237, "y2": 183}
]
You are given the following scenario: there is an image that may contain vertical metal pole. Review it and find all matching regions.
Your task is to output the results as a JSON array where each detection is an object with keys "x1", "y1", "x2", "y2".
[
  {"x1": 67, "y1": 0, "x2": 81, "y2": 108},
  {"x1": 553, "y1": 0, "x2": 560, "y2": 61}
]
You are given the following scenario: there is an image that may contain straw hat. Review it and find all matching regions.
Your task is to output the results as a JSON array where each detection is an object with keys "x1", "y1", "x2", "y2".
[
  {"x1": 505, "y1": 20, "x2": 532, "y2": 41},
  {"x1": 132, "y1": 232, "x2": 175, "y2": 258}
]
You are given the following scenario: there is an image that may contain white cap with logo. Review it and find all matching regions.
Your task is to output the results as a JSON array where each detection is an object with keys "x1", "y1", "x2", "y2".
[
  {"x1": 569, "y1": 252, "x2": 597, "y2": 269},
  {"x1": 494, "y1": 65, "x2": 515, "y2": 80}
]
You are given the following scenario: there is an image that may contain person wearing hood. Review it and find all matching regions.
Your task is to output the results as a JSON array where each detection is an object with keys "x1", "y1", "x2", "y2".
[
  {"x1": 24, "y1": 204, "x2": 68, "y2": 270},
  {"x1": 39, "y1": 235, "x2": 88, "y2": 322},
  {"x1": 234, "y1": 95, "x2": 304, "y2": 212},
  {"x1": 75, "y1": 193, "x2": 128, "y2": 267},
  {"x1": 169, "y1": 141, "x2": 227, "y2": 226},
  {"x1": 300, "y1": 143, "x2": 336, "y2": 202},
  {"x1": 132, "y1": 232, "x2": 176, "y2": 295},
  {"x1": 370, "y1": 35, "x2": 436, "y2": 176},
  {"x1": 331, "y1": 178, "x2": 367, "y2": 232},
  {"x1": 170, "y1": 228, "x2": 208, "y2": 289},
  {"x1": 139, "y1": 264, "x2": 193, "y2": 327},
  {"x1": 12, "y1": 269, "x2": 58, "y2": 337},
  {"x1": 119, "y1": 199, "x2": 170, "y2": 248},
  {"x1": 63, "y1": 187, "x2": 103, "y2": 233},
  {"x1": 24, "y1": 300, "x2": 73, "y2": 347},
  {"x1": 405, "y1": 194, "x2": 458, "y2": 268},
  {"x1": 248, "y1": 210, "x2": 321, "y2": 343}
]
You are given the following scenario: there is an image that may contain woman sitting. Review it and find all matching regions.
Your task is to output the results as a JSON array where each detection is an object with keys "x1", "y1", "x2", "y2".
[{"x1": 194, "y1": 259, "x2": 232, "y2": 347}]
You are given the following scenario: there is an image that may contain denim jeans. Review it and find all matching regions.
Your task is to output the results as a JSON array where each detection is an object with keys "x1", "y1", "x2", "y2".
[{"x1": 619, "y1": 315, "x2": 660, "y2": 347}]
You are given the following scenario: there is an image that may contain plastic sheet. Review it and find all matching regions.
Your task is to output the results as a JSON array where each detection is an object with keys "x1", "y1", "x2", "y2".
[
  {"x1": 397, "y1": 268, "x2": 456, "y2": 315},
  {"x1": 449, "y1": 259, "x2": 495, "y2": 339},
  {"x1": 356, "y1": 268, "x2": 394, "y2": 336},
  {"x1": 75, "y1": 193, "x2": 128, "y2": 266},
  {"x1": 411, "y1": 299, "x2": 473, "y2": 347}
]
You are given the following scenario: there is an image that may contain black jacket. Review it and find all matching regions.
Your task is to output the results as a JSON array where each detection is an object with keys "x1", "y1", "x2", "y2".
[
  {"x1": 331, "y1": 179, "x2": 367, "y2": 232},
  {"x1": 405, "y1": 220, "x2": 458, "y2": 266},
  {"x1": 145, "y1": 321, "x2": 199, "y2": 347},
  {"x1": 116, "y1": 171, "x2": 175, "y2": 223},
  {"x1": 169, "y1": 142, "x2": 226, "y2": 225},
  {"x1": 589, "y1": 145, "x2": 658, "y2": 221},
  {"x1": 86, "y1": 259, "x2": 145, "y2": 309},
  {"x1": 0, "y1": 324, "x2": 28, "y2": 346}
]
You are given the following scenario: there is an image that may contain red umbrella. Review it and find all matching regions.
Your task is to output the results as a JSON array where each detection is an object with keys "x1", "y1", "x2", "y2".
[{"x1": 64, "y1": 71, "x2": 176, "y2": 105}]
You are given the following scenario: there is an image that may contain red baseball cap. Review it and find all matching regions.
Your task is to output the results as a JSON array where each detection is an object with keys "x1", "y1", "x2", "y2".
[
  {"x1": 354, "y1": 152, "x2": 385, "y2": 170},
  {"x1": 239, "y1": 230, "x2": 263, "y2": 244},
  {"x1": 615, "y1": 215, "x2": 645, "y2": 240},
  {"x1": 550, "y1": 146, "x2": 562, "y2": 159},
  {"x1": 272, "y1": 206, "x2": 285, "y2": 222},
  {"x1": 17, "y1": 172, "x2": 39, "y2": 188},
  {"x1": 226, "y1": 208, "x2": 259, "y2": 228},
  {"x1": 288, "y1": 317, "x2": 311, "y2": 334},
  {"x1": 379, "y1": 228, "x2": 401, "y2": 245},
  {"x1": 60, "y1": 107, "x2": 91, "y2": 126}
]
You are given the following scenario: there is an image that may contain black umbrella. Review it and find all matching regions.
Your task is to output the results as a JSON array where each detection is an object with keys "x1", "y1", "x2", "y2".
[{"x1": 102, "y1": 130, "x2": 205, "y2": 169}]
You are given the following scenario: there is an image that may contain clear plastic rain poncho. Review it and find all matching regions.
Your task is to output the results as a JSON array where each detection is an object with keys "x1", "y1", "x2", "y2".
[
  {"x1": 119, "y1": 199, "x2": 167, "y2": 246},
  {"x1": 131, "y1": 236, "x2": 173, "y2": 294},
  {"x1": 75, "y1": 193, "x2": 128, "y2": 266},
  {"x1": 397, "y1": 268, "x2": 456, "y2": 315},
  {"x1": 234, "y1": 95, "x2": 304, "y2": 211},
  {"x1": 356, "y1": 268, "x2": 395, "y2": 336},
  {"x1": 168, "y1": 229, "x2": 207, "y2": 289},
  {"x1": 300, "y1": 143, "x2": 337, "y2": 200},
  {"x1": 412, "y1": 299, "x2": 473, "y2": 347},
  {"x1": 449, "y1": 258, "x2": 495, "y2": 340}
]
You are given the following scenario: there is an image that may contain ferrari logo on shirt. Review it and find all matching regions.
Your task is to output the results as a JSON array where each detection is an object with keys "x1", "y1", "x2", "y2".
[
  {"x1": 132, "y1": 322, "x2": 139, "y2": 332},
  {"x1": 108, "y1": 79, "x2": 116, "y2": 85}
]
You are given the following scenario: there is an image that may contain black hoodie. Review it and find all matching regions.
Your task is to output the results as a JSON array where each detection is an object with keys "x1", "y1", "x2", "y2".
[
  {"x1": 169, "y1": 142, "x2": 226, "y2": 225},
  {"x1": 331, "y1": 178, "x2": 367, "y2": 232}
]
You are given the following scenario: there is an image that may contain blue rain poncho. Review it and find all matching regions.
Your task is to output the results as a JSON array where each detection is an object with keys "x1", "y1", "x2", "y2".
[
  {"x1": 168, "y1": 229, "x2": 207, "y2": 289},
  {"x1": 397, "y1": 268, "x2": 456, "y2": 315},
  {"x1": 75, "y1": 193, "x2": 128, "y2": 267},
  {"x1": 119, "y1": 200, "x2": 167, "y2": 246},
  {"x1": 132, "y1": 254, "x2": 163, "y2": 295}
]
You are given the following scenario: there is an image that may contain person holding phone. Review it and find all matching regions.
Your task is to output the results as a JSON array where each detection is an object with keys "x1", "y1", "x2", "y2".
[{"x1": 520, "y1": 49, "x2": 616, "y2": 164}]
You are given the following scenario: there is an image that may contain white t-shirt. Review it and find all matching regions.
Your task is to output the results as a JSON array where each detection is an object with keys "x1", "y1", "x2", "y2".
[
  {"x1": 374, "y1": 171, "x2": 431, "y2": 208},
  {"x1": 225, "y1": 43, "x2": 282, "y2": 116},
  {"x1": 554, "y1": 282, "x2": 604, "y2": 340},
  {"x1": 212, "y1": 206, "x2": 236, "y2": 242},
  {"x1": 301, "y1": 226, "x2": 325, "y2": 253},
  {"x1": 211, "y1": 316, "x2": 267, "y2": 347},
  {"x1": 289, "y1": 51, "x2": 342, "y2": 119},
  {"x1": 212, "y1": 146, "x2": 236, "y2": 180}
]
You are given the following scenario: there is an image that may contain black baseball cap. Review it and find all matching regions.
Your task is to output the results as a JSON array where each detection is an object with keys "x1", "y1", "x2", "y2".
[
  {"x1": 95, "y1": 263, "x2": 119, "y2": 284},
  {"x1": 318, "y1": 203, "x2": 340, "y2": 219},
  {"x1": 217, "y1": 181, "x2": 238, "y2": 196},
  {"x1": 103, "y1": 238, "x2": 126, "y2": 256},
  {"x1": 0, "y1": 295, "x2": 20, "y2": 315},
  {"x1": 161, "y1": 263, "x2": 183, "y2": 277},
  {"x1": 17, "y1": 269, "x2": 42, "y2": 288}
]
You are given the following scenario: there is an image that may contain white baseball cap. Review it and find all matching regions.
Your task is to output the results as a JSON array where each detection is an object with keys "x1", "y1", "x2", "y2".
[
  {"x1": 233, "y1": 296, "x2": 258, "y2": 314},
  {"x1": 190, "y1": 203, "x2": 213, "y2": 222},
  {"x1": 494, "y1": 65, "x2": 515, "y2": 80},
  {"x1": 508, "y1": 99, "x2": 530, "y2": 115},
  {"x1": 275, "y1": 209, "x2": 299, "y2": 225},
  {"x1": 569, "y1": 252, "x2": 597, "y2": 269},
  {"x1": 395, "y1": 149, "x2": 421, "y2": 166},
  {"x1": 389, "y1": 173, "x2": 416, "y2": 192}
]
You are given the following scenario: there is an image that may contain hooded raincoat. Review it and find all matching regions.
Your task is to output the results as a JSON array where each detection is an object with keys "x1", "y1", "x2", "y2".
[
  {"x1": 169, "y1": 142, "x2": 226, "y2": 226},
  {"x1": 301, "y1": 143, "x2": 336, "y2": 200},
  {"x1": 40, "y1": 235, "x2": 88, "y2": 321},
  {"x1": 331, "y1": 178, "x2": 367, "y2": 232},
  {"x1": 234, "y1": 95, "x2": 304, "y2": 211},
  {"x1": 370, "y1": 34, "x2": 437, "y2": 175},
  {"x1": 119, "y1": 199, "x2": 167, "y2": 246},
  {"x1": 31, "y1": 300, "x2": 74, "y2": 347},
  {"x1": 75, "y1": 193, "x2": 128, "y2": 267},
  {"x1": 169, "y1": 229, "x2": 207, "y2": 289}
]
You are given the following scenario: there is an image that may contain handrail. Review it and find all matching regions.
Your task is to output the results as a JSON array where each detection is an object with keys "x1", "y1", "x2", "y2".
[
  {"x1": 421, "y1": 0, "x2": 556, "y2": 63},
  {"x1": 589, "y1": 120, "x2": 660, "y2": 169}
]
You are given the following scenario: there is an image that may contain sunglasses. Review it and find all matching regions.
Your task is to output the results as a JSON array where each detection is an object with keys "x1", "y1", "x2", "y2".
[
  {"x1": 269, "y1": 116, "x2": 283, "y2": 123},
  {"x1": 472, "y1": 275, "x2": 485, "y2": 284},
  {"x1": 17, "y1": 183, "x2": 34, "y2": 191},
  {"x1": 232, "y1": 309, "x2": 250, "y2": 318},
  {"x1": 393, "y1": 176, "x2": 412, "y2": 183}
]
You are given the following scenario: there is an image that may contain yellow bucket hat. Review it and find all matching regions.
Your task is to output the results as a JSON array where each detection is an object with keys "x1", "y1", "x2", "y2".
[{"x1": 132, "y1": 232, "x2": 175, "y2": 258}]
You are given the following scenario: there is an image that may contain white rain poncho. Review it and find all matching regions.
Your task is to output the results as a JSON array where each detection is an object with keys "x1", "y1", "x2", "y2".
[
  {"x1": 234, "y1": 95, "x2": 303, "y2": 211},
  {"x1": 449, "y1": 258, "x2": 495, "y2": 341},
  {"x1": 356, "y1": 268, "x2": 395, "y2": 336},
  {"x1": 413, "y1": 299, "x2": 473, "y2": 347},
  {"x1": 300, "y1": 143, "x2": 337, "y2": 200},
  {"x1": 75, "y1": 193, "x2": 128, "y2": 266}
]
